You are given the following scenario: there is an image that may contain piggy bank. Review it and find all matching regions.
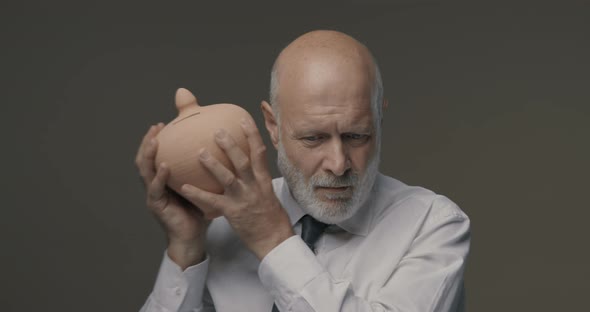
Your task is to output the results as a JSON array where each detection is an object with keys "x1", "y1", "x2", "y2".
[{"x1": 155, "y1": 88, "x2": 252, "y2": 217}]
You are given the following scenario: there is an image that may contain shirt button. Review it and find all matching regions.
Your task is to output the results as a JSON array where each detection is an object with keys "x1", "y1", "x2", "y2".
[{"x1": 175, "y1": 288, "x2": 182, "y2": 296}]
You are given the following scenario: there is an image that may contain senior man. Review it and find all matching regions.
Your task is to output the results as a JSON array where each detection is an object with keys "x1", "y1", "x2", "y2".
[{"x1": 137, "y1": 30, "x2": 470, "y2": 312}]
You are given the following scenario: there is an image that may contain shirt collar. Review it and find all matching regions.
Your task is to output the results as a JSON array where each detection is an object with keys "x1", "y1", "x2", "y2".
[
  {"x1": 277, "y1": 178, "x2": 306, "y2": 226},
  {"x1": 275, "y1": 176, "x2": 380, "y2": 237}
]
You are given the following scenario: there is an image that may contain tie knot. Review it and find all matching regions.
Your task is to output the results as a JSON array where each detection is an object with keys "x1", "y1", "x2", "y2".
[{"x1": 300, "y1": 215, "x2": 328, "y2": 252}]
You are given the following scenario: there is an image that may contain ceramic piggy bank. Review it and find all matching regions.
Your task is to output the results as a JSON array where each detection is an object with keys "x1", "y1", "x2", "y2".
[{"x1": 155, "y1": 88, "x2": 252, "y2": 216}]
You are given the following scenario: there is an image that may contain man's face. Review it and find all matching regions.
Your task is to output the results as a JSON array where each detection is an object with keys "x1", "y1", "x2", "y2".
[{"x1": 273, "y1": 60, "x2": 380, "y2": 224}]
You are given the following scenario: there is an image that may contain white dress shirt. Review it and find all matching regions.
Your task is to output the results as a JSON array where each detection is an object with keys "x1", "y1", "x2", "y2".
[{"x1": 140, "y1": 173, "x2": 471, "y2": 312}]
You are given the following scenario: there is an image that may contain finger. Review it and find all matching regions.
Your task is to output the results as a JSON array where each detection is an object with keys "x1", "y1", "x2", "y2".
[
  {"x1": 241, "y1": 117, "x2": 271, "y2": 182},
  {"x1": 135, "y1": 125, "x2": 156, "y2": 167},
  {"x1": 138, "y1": 123, "x2": 165, "y2": 163},
  {"x1": 139, "y1": 137, "x2": 159, "y2": 185},
  {"x1": 137, "y1": 124, "x2": 166, "y2": 185},
  {"x1": 214, "y1": 129, "x2": 255, "y2": 182},
  {"x1": 147, "y1": 163, "x2": 170, "y2": 212},
  {"x1": 199, "y1": 148, "x2": 239, "y2": 190},
  {"x1": 180, "y1": 183, "x2": 227, "y2": 219}
]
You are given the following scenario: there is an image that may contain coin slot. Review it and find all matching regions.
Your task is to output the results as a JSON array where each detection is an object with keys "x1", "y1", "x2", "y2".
[{"x1": 173, "y1": 112, "x2": 201, "y2": 125}]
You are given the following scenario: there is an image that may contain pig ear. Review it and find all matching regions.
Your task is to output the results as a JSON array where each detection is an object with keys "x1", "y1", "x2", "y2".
[{"x1": 175, "y1": 88, "x2": 200, "y2": 112}]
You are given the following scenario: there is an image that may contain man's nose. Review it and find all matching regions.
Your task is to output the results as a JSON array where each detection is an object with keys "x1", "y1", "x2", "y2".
[{"x1": 323, "y1": 139, "x2": 351, "y2": 176}]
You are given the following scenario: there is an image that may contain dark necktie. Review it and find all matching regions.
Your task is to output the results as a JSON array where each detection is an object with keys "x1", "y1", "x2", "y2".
[
  {"x1": 300, "y1": 215, "x2": 329, "y2": 253},
  {"x1": 272, "y1": 215, "x2": 328, "y2": 312}
]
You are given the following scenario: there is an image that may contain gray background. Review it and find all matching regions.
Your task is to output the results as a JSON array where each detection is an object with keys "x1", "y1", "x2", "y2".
[{"x1": 3, "y1": 0, "x2": 589, "y2": 311}]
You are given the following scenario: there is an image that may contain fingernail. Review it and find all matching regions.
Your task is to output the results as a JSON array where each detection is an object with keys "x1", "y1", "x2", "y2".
[
  {"x1": 200, "y1": 148, "x2": 210, "y2": 160},
  {"x1": 180, "y1": 184, "x2": 189, "y2": 194},
  {"x1": 150, "y1": 138, "x2": 156, "y2": 145},
  {"x1": 215, "y1": 129, "x2": 225, "y2": 139}
]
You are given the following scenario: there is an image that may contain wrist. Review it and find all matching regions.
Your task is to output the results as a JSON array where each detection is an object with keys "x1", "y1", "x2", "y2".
[
  {"x1": 167, "y1": 239, "x2": 206, "y2": 270},
  {"x1": 254, "y1": 218, "x2": 295, "y2": 260}
]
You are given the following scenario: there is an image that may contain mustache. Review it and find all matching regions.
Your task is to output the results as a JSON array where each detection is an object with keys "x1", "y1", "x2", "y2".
[{"x1": 310, "y1": 172, "x2": 358, "y2": 188}]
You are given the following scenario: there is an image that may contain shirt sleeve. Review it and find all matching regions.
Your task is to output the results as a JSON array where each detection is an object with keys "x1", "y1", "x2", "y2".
[
  {"x1": 258, "y1": 212, "x2": 471, "y2": 312},
  {"x1": 140, "y1": 250, "x2": 214, "y2": 312}
]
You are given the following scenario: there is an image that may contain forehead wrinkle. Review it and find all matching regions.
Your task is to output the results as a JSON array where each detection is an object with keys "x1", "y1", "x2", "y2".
[
  {"x1": 278, "y1": 61, "x2": 373, "y2": 116},
  {"x1": 278, "y1": 54, "x2": 372, "y2": 94}
]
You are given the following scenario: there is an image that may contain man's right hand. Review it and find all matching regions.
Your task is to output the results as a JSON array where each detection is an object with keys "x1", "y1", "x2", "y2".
[{"x1": 135, "y1": 123, "x2": 210, "y2": 270}]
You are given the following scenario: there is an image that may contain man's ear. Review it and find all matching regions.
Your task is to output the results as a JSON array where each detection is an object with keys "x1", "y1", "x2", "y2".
[
  {"x1": 261, "y1": 100, "x2": 279, "y2": 149},
  {"x1": 380, "y1": 98, "x2": 389, "y2": 125}
]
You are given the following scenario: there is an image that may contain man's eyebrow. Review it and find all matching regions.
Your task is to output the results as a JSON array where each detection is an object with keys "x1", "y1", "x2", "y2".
[
  {"x1": 344, "y1": 127, "x2": 373, "y2": 133},
  {"x1": 289, "y1": 127, "x2": 373, "y2": 138},
  {"x1": 289, "y1": 129, "x2": 324, "y2": 138}
]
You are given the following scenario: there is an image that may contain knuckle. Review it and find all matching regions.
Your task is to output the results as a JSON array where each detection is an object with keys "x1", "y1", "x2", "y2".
[
  {"x1": 135, "y1": 157, "x2": 144, "y2": 168},
  {"x1": 203, "y1": 202, "x2": 218, "y2": 215},
  {"x1": 236, "y1": 158, "x2": 250, "y2": 172},
  {"x1": 147, "y1": 191, "x2": 158, "y2": 202},
  {"x1": 224, "y1": 134, "x2": 235, "y2": 144},
  {"x1": 216, "y1": 134, "x2": 229, "y2": 147},
  {"x1": 145, "y1": 145, "x2": 155, "y2": 156},
  {"x1": 246, "y1": 122, "x2": 257, "y2": 134},
  {"x1": 207, "y1": 195, "x2": 220, "y2": 210},
  {"x1": 146, "y1": 197, "x2": 155, "y2": 208},
  {"x1": 139, "y1": 168, "x2": 151, "y2": 179},
  {"x1": 255, "y1": 145, "x2": 267, "y2": 158},
  {"x1": 222, "y1": 175, "x2": 236, "y2": 187},
  {"x1": 147, "y1": 191, "x2": 157, "y2": 202},
  {"x1": 224, "y1": 207, "x2": 239, "y2": 219},
  {"x1": 209, "y1": 195, "x2": 216, "y2": 207},
  {"x1": 148, "y1": 193, "x2": 166, "y2": 209}
]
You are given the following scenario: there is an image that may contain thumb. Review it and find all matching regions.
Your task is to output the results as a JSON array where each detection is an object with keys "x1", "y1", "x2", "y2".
[
  {"x1": 180, "y1": 184, "x2": 224, "y2": 220},
  {"x1": 148, "y1": 163, "x2": 171, "y2": 214}
]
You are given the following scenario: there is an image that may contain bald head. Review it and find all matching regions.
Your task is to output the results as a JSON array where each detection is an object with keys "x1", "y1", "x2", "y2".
[
  {"x1": 269, "y1": 30, "x2": 383, "y2": 132},
  {"x1": 274, "y1": 30, "x2": 375, "y2": 77}
]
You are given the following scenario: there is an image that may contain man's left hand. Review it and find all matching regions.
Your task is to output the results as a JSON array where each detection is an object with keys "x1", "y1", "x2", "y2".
[{"x1": 179, "y1": 117, "x2": 295, "y2": 260}]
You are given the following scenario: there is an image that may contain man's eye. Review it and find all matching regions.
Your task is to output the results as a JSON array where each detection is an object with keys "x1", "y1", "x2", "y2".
[
  {"x1": 344, "y1": 133, "x2": 369, "y2": 140},
  {"x1": 302, "y1": 136, "x2": 321, "y2": 142}
]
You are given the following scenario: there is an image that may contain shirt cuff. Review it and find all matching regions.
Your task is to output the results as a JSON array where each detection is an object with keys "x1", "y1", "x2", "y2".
[
  {"x1": 151, "y1": 250, "x2": 209, "y2": 311},
  {"x1": 258, "y1": 235, "x2": 326, "y2": 310}
]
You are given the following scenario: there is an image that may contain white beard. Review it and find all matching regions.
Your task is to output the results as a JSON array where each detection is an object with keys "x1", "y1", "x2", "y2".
[{"x1": 277, "y1": 142, "x2": 380, "y2": 224}]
